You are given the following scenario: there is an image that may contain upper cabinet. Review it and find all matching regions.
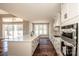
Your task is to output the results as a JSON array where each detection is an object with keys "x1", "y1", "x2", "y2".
[
  {"x1": 61, "y1": 4, "x2": 79, "y2": 24},
  {"x1": 54, "y1": 13, "x2": 61, "y2": 27},
  {"x1": 53, "y1": 13, "x2": 61, "y2": 36}
]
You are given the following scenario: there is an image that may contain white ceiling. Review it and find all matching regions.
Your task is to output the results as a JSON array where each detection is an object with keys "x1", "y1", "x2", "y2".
[{"x1": 0, "y1": 3, "x2": 61, "y2": 21}]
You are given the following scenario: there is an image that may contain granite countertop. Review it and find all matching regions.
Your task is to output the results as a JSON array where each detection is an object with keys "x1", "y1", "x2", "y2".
[{"x1": 53, "y1": 36, "x2": 75, "y2": 47}]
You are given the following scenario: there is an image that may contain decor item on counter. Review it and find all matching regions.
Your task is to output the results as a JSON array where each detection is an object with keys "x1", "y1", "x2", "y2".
[
  {"x1": 31, "y1": 31, "x2": 34, "y2": 36},
  {"x1": 54, "y1": 26, "x2": 61, "y2": 37},
  {"x1": 64, "y1": 13, "x2": 67, "y2": 19}
]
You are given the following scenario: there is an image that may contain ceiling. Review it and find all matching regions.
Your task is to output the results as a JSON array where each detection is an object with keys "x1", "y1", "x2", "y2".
[{"x1": 0, "y1": 3, "x2": 61, "y2": 21}]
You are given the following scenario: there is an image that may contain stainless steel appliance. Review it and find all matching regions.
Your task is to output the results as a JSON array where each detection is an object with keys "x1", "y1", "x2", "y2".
[{"x1": 61, "y1": 23, "x2": 78, "y2": 56}]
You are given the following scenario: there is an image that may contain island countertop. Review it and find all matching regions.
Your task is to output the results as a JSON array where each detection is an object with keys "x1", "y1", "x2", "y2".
[{"x1": 2, "y1": 35, "x2": 38, "y2": 42}]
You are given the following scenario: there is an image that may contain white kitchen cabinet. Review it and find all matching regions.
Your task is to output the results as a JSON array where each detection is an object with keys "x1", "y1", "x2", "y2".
[
  {"x1": 61, "y1": 4, "x2": 79, "y2": 26},
  {"x1": 8, "y1": 36, "x2": 39, "y2": 56},
  {"x1": 49, "y1": 36, "x2": 63, "y2": 56},
  {"x1": 32, "y1": 37, "x2": 39, "y2": 54}
]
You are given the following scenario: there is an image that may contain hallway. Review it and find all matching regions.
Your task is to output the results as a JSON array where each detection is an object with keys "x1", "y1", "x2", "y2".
[{"x1": 33, "y1": 38, "x2": 58, "y2": 56}]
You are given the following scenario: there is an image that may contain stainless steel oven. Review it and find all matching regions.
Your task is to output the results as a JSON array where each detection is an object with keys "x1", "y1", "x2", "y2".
[{"x1": 61, "y1": 23, "x2": 78, "y2": 56}]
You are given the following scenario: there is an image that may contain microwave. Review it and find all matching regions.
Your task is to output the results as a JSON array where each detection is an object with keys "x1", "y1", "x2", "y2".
[
  {"x1": 62, "y1": 31, "x2": 76, "y2": 40},
  {"x1": 61, "y1": 23, "x2": 78, "y2": 40}
]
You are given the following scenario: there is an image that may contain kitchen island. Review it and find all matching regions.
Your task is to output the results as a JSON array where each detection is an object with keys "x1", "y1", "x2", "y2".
[{"x1": 8, "y1": 35, "x2": 39, "y2": 56}]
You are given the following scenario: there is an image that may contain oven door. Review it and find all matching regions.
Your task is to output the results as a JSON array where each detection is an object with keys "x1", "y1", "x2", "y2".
[{"x1": 62, "y1": 32, "x2": 73, "y2": 39}]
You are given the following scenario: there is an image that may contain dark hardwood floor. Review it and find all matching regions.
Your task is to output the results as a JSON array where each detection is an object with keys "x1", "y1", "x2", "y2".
[{"x1": 33, "y1": 38, "x2": 58, "y2": 56}]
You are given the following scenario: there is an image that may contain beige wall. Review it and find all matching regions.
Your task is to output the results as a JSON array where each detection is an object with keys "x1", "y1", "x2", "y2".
[
  {"x1": 49, "y1": 20, "x2": 54, "y2": 39},
  {"x1": 23, "y1": 20, "x2": 29, "y2": 35}
]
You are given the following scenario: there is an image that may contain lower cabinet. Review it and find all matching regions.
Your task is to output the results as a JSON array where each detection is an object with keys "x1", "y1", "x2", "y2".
[
  {"x1": 50, "y1": 37, "x2": 63, "y2": 56},
  {"x1": 32, "y1": 38, "x2": 39, "y2": 55},
  {"x1": 8, "y1": 37, "x2": 39, "y2": 56}
]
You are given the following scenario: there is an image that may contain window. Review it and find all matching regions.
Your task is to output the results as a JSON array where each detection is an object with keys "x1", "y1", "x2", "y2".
[
  {"x1": 33, "y1": 23, "x2": 49, "y2": 36},
  {"x1": 2, "y1": 17, "x2": 23, "y2": 41}
]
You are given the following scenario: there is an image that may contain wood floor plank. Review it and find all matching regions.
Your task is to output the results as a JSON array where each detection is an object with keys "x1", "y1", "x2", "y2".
[{"x1": 33, "y1": 38, "x2": 58, "y2": 56}]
